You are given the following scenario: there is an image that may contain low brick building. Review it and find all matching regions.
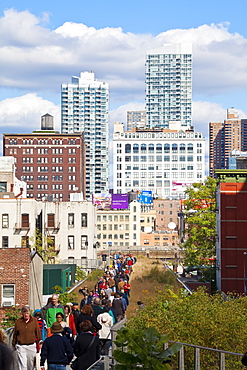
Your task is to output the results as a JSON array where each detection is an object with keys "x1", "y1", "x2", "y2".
[{"x1": 0, "y1": 247, "x2": 43, "y2": 321}]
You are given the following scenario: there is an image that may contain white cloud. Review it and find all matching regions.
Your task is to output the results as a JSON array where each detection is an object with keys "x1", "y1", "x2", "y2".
[
  {"x1": 0, "y1": 9, "x2": 246, "y2": 105},
  {"x1": 0, "y1": 93, "x2": 60, "y2": 131}
]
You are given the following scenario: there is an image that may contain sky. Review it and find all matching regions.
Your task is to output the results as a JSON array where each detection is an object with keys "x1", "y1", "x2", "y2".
[{"x1": 0, "y1": 0, "x2": 247, "y2": 158}]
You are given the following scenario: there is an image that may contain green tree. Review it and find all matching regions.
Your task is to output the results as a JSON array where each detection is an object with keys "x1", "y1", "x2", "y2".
[
  {"x1": 51, "y1": 285, "x2": 77, "y2": 305},
  {"x1": 1, "y1": 307, "x2": 21, "y2": 329},
  {"x1": 113, "y1": 326, "x2": 182, "y2": 370},
  {"x1": 181, "y1": 177, "x2": 217, "y2": 267},
  {"x1": 128, "y1": 287, "x2": 247, "y2": 369},
  {"x1": 75, "y1": 266, "x2": 86, "y2": 283},
  {"x1": 30, "y1": 228, "x2": 58, "y2": 263}
]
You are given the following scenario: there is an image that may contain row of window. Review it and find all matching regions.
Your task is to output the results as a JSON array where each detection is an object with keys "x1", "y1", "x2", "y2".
[
  {"x1": 97, "y1": 224, "x2": 130, "y2": 231},
  {"x1": 117, "y1": 176, "x2": 199, "y2": 187},
  {"x1": 120, "y1": 155, "x2": 201, "y2": 162},
  {"x1": 8, "y1": 139, "x2": 78, "y2": 145},
  {"x1": 117, "y1": 164, "x2": 203, "y2": 170},
  {"x1": 68, "y1": 235, "x2": 88, "y2": 249},
  {"x1": 124, "y1": 143, "x2": 195, "y2": 153},
  {"x1": 1, "y1": 213, "x2": 88, "y2": 229},
  {"x1": 1, "y1": 235, "x2": 88, "y2": 250},
  {"x1": 22, "y1": 175, "x2": 76, "y2": 181},
  {"x1": 97, "y1": 233, "x2": 129, "y2": 239},
  {"x1": 22, "y1": 166, "x2": 77, "y2": 173},
  {"x1": 97, "y1": 215, "x2": 130, "y2": 222},
  {"x1": 22, "y1": 157, "x2": 77, "y2": 163},
  {"x1": 27, "y1": 184, "x2": 78, "y2": 190},
  {"x1": 121, "y1": 170, "x2": 198, "y2": 178}
]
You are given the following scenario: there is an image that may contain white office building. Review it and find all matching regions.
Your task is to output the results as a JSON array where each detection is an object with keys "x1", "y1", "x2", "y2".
[
  {"x1": 146, "y1": 43, "x2": 192, "y2": 129},
  {"x1": 61, "y1": 72, "x2": 109, "y2": 198},
  {"x1": 113, "y1": 123, "x2": 205, "y2": 199}
]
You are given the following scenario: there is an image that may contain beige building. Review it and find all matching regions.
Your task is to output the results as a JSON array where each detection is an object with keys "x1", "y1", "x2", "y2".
[{"x1": 96, "y1": 201, "x2": 159, "y2": 251}]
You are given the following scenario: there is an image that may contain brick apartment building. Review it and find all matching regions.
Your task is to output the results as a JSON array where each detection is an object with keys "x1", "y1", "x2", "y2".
[{"x1": 3, "y1": 114, "x2": 86, "y2": 201}]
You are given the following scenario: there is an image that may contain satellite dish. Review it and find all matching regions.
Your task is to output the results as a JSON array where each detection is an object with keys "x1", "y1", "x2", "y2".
[
  {"x1": 168, "y1": 222, "x2": 176, "y2": 230},
  {"x1": 144, "y1": 226, "x2": 152, "y2": 233}
]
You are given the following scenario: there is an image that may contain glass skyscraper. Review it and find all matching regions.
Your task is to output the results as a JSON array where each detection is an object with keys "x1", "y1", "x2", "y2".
[
  {"x1": 145, "y1": 43, "x2": 192, "y2": 129},
  {"x1": 61, "y1": 71, "x2": 109, "y2": 198}
]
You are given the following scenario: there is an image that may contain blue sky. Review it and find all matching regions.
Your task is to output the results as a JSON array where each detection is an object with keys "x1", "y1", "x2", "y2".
[
  {"x1": 0, "y1": 0, "x2": 246, "y2": 144},
  {"x1": 2, "y1": 0, "x2": 247, "y2": 37}
]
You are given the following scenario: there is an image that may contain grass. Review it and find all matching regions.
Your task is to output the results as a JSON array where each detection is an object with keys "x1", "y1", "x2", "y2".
[{"x1": 127, "y1": 258, "x2": 182, "y2": 318}]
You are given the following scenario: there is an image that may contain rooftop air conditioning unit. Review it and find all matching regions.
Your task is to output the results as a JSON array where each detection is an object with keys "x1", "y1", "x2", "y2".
[{"x1": 2, "y1": 298, "x2": 14, "y2": 307}]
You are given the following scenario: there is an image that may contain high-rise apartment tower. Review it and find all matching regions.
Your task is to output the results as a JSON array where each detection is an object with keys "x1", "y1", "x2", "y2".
[
  {"x1": 61, "y1": 72, "x2": 109, "y2": 198},
  {"x1": 209, "y1": 108, "x2": 247, "y2": 177},
  {"x1": 145, "y1": 43, "x2": 192, "y2": 129}
]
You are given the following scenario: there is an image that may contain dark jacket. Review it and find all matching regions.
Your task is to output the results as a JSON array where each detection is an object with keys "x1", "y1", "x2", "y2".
[
  {"x1": 112, "y1": 298, "x2": 125, "y2": 316},
  {"x1": 76, "y1": 313, "x2": 102, "y2": 334},
  {"x1": 74, "y1": 332, "x2": 100, "y2": 370},
  {"x1": 40, "y1": 333, "x2": 73, "y2": 366}
]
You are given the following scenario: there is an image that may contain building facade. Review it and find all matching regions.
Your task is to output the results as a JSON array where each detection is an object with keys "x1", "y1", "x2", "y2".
[
  {"x1": 0, "y1": 248, "x2": 43, "y2": 319},
  {"x1": 209, "y1": 108, "x2": 247, "y2": 177},
  {"x1": 215, "y1": 169, "x2": 247, "y2": 294},
  {"x1": 127, "y1": 111, "x2": 146, "y2": 131},
  {"x1": 113, "y1": 123, "x2": 205, "y2": 199},
  {"x1": 145, "y1": 43, "x2": 192, "y2": 129},
  {"x1": 61, "y1": 71, "x2": 109, "y2": 198},
  {"x1": 3, "y1": 123, "x2": 85, "y2": 201}
]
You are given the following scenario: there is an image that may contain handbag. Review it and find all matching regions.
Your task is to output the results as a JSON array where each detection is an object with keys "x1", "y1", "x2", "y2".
[
  {"x1": 242, "y1": 352, "x2": 247, "y2": 366},
  {"x1": 71, "y1": 335, "x2": 96, "y2": 370}
]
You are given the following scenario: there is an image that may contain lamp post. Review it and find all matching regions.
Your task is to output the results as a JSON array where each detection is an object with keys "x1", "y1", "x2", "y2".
[
  {"x1": 244, "y1": 252, "x2": 247, "y2": 295},
  {"x1": 108, "y1": 241, "x2": 112, "y2": 268}
]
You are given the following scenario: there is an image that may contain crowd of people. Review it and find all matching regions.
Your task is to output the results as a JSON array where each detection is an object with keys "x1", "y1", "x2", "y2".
[{"x1": 7, "y1": 253, "x2": 135, "y2": 370}]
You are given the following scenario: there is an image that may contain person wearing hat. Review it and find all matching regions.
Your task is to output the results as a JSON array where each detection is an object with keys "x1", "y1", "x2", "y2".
[{"x1": 40, "y1": 322, "x2": 73, "y2": 370}]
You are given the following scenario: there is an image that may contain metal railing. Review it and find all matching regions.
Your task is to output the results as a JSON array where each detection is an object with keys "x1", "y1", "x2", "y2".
[{"x1": 165, "y1": 341, "x2": 243, "y2": 370}]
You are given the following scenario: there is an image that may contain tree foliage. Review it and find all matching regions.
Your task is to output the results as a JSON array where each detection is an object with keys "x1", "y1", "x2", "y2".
[
  {"x1": 51, "y1": 285, "x2": 77, "y2": 305},
  {"x1": 181, "y1": 177, "x2": 217, "y2": 267},
  {"x1": 75, "y1": 266, "x2": 86, "y2": 283},
  {"x1": 30, "y1": 228, "x2": 58, "y2": 263},
  {"x1": 113, "y1": 326, "x2": 182, "y2": 370},
  {"x1": 128, "y1": 287, "x2": 247, "y2": 369},
  {"x1": 1, "y1": 307, "x2": 21, "y2": 329}
]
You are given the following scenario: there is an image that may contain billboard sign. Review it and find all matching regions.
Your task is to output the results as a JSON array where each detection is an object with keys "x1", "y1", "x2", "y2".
[
  {"x1": 111, "y1": 193, "x2": 129, "y2": 209},
  {"x1": 92, "y1": 193, "x2": 112, "y2": 209},
  {"x1": 137, "y1": 190, "x2": 153, "y2": 204}
]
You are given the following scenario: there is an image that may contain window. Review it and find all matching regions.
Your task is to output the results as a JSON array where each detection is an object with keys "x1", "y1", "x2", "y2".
[
  {"x1": 68, "y1": 213, "x2": 74, "y2": 227},
  {"x1": 172, "y1": 144, "x2": 178, "y2": 153},
  {"x1": 2, "y1": 214, "x2": 9, "y2": 228},
  {"x1": 2, "y1": 284, "x2": 15, "y2": 307},
  {"x1": 125, "y1": 144, "x2": 131, "y2": 153},
  {"x1": 81, "y1": 213, "x2": 87, "y2": 227},
  {"x1": 2, "y1": 236, "x2": 8, "y2": 248},
  {"x1": 81, "y1": 235, "x2": 88, "y2": 249},
  {"x1": 21, "y1": 214, "x2": 29, "y2": 228},
  {"x1": 164, "y1": 144, "x2": 170, "y2": 153},
  {"x1": 133, "y1": 144, "x2": 139, "y2": 153},
  {"x1": 47, "y1": 214, "x2": 55, "y2": 228},
  {"x1": 0, "y1": 182, "x2": 7, "y2": 192},
  {"x1": 68, "y1": 236, "x2": 74, "y2": 249}
]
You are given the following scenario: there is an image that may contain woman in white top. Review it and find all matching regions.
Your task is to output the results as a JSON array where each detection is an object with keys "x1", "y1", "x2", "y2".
[{"x1": 97, "y1": 308, "x2": 113, "y2": 355}]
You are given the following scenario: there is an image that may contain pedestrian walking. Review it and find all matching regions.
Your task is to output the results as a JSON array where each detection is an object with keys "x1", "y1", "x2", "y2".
[
  {"x1": 12, "y1": 305, "x2": 41, "y2": 370},
  {"x1": 40, "y1": 322, "x2": 73, "y2": 370}
]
